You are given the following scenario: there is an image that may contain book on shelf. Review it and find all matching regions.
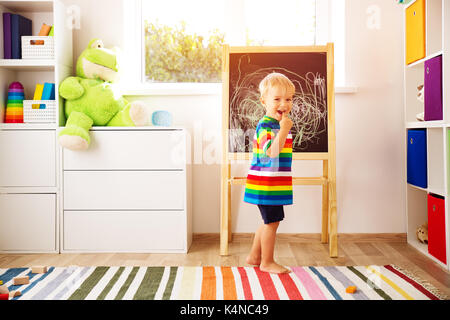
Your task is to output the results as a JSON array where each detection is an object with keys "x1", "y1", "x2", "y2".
[
  {"x1": 41, "y1": 82, "x2": 55, "y2": 100},
  {"x1": 3, "y1": 13, "x2": 12, "y2": 59},
  {"x1": 33, "y1": 82, "x2": 55, "y2": 109},
  {"x1": 32, "y1": 84, "x2": 44, "y2": 109},
  {"x1": 10, "y1": 14, "x2": 32, "y2": 59},
  {"x1": 41, "y1": 82, "x2": 55, "y2": 109}
]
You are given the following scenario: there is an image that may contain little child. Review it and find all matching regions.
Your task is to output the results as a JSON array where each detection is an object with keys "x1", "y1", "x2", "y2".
[{"x1": 244, "y1": 72, "x2": 294, "y2": 274}]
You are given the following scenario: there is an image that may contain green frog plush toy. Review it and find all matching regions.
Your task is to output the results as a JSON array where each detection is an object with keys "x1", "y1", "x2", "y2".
[{"x1": 58, "y1": 38, "x2": 149, "y2": 150}]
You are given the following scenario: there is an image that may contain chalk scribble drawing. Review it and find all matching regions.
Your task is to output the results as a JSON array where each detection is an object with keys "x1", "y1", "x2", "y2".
[{"x1": 229, "y1": 54, "x2": 327, "y2": 153}]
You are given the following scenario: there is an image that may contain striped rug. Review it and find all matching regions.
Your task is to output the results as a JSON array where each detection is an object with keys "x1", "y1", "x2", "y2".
[{"x1": 0, "y1": 265, "x2": 447, "y2": 300}]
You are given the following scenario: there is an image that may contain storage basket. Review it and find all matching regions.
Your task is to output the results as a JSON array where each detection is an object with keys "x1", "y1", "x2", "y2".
[
  {"x1": 23, "y1": 100, "x2": 56, "y2": 123},
  {"x1": 407, "y1": 129, "x2": 427, "y2": 188},
  {"x1": 21, "y1": 36, "x2": 54, "y2": 59}
]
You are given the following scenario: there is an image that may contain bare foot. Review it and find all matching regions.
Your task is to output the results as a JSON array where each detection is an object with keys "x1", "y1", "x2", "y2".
[
  {"x1": 246, "y1": 255, "x2": 261, "y2": 266},
  {"x1": 259, "y1": 262, "x2": 291, "y2": 274}
]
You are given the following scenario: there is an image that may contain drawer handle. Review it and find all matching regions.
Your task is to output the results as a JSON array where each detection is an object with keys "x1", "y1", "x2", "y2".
[
  {"x1": 433, "y1": 204, "x2": 436, "y2": 212},
  {"x1": 413, "y1": 11, "x2": 416, "y2": 16},
  {"x1": 426, "y1": 67, "x2": 429, "y2": 74},
  {"x1": 410, "y1": 138, "x2": 413, "y2": 144}
]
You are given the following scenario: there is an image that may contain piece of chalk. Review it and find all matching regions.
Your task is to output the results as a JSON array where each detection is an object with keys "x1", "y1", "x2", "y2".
[
  {"x1": 0, "y1": 293, "x2": 9, "y2": 300},
  {"x1": 346, "y1": 286, "x2": 357, "y2": 294}
]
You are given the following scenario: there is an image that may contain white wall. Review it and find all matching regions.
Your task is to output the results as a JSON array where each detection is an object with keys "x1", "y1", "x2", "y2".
[
  {"x1": 338, "y1": 0, "x2": 405, "y2": 233},
  {"x1": 63, "y1": 0, "x2": 406, "y2": 234},
  {"x1": 62, "y1": 0, "x2": 124, "y2": 69}
]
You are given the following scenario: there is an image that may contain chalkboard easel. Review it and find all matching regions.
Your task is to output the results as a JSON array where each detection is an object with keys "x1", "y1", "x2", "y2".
[{"x1": 220, "y1": 44, "x2": 338, "y2": 257}]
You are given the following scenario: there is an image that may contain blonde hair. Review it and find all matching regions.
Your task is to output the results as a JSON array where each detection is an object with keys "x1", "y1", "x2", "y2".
[{"x1": 259, "y1": 72, "x2": 295, "y2": 98}]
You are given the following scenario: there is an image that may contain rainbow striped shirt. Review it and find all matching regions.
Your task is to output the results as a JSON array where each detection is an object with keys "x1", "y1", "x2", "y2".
[{"x1": 244, "y1": 115, "x2": 293, "y2": 205}]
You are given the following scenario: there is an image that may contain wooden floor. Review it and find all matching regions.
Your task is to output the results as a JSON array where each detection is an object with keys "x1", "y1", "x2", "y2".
[{"x1": 1, "y1": 234, "x2": 449, "y2": 297}]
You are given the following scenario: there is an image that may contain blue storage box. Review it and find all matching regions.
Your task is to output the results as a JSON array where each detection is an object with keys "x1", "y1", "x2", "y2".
[{"x1": 407, "y1": 129, "x2": 427, "y2": 188}]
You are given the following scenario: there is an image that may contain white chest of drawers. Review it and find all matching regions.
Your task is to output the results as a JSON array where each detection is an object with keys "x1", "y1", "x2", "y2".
[{"x1": 61, "y1": 128, "x2": 192, "y2": 253}]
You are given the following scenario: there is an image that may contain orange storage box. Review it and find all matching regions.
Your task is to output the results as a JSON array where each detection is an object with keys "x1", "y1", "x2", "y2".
[
  {"x1": 427, "y1": 193, "x2": 447, "y2": 264},
  {"x1": 405, "y1": 0, "x2": 425, "y2": 65}
]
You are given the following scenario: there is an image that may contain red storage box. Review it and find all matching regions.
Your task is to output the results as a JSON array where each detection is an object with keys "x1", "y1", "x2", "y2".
[{"x1": 427, "y1": 194, "x2": 447, "y2": 264}]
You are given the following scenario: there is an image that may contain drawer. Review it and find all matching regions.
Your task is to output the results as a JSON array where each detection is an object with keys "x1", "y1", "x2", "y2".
[
  {"x1": 0, "y1": 194, "x2": 56, "y2": 251},
  {"x1": 427, "y1": 194, "x2": 446, "y2": 264},
  {"x1": 424, "y1": 55, "x2": 443, "y2": 121},
  {"x1": 405, "y1": 0, "x2": 425, "y2": 65},
  {"x1": 63, "y1": 211, "x2": 185, "y2": 252},
  {"x1": 63, "y1": 130, "x2": 186, "y2": 170},
  {"x1": 64, "y1": 170, "x2": 185, "y2": 210},
  {"x1": 0, "y1": 130, "x2": 56, "y2": 187},
  {"x1": 407, "y1": 129, "x2": 427, "y2": 188}
]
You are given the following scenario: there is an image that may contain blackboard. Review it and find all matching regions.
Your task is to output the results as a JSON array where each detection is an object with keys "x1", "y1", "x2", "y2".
[{"x1": 228, "y1": 51, "x2": 328, "y2": 153}]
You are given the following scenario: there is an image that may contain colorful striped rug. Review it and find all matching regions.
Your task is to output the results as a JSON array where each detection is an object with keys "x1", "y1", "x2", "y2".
[{"x1": 0, "y1": 265, "x2": 447, "y2": 300}]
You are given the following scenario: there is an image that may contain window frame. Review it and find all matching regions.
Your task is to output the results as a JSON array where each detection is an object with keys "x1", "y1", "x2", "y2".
[{"x1": 121, "y1": 0, "x2": 353, "y2": 95}]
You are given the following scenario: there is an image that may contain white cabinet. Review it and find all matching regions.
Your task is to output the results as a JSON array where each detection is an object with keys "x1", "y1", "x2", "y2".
[
  {"x1": 0, "y1": 130, "x2": 56, "y2": 187},
  {"x1": 61, "y1": 128, "x2": 192, "y2": 253},
  {"x1": 0, "y1": 194, "x2": 56, "y2": 252}
]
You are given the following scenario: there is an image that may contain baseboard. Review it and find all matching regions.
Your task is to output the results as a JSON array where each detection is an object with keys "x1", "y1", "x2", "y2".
[{"x1": 193, "y1": 233, "x2": 407, "y2": 243}]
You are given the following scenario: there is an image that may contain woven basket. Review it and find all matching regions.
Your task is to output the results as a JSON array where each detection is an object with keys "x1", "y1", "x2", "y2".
[
  {"x1": 21, "y1": 36, "x2": 54, "y2": 59},
  {"x1": 23, "y1": 100, "x2": 56, "y2": 123}
]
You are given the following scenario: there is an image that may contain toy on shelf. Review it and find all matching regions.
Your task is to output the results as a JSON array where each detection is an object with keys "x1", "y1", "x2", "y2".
[
  {"x1": 34, "y1": 23, "x2": 51, "y2": 45},
  {"x1": 4, "y1": 81, "x2": 25, "y2": 123},
  {"x1": 152, "y1": 110, "x2": 173, "y2": 126},
  {"x1": 416, "y1": 222, "x2": 428, "y2": 244},
  {"x1": 416, "y1": 84, "x2": 424, "y2": 121},
  {"x1": 58, "y1": 38, "x2": 149, "y2": 151},
  {"x1": 417, "y1": 84, "x2": 424, "y2": 103}
]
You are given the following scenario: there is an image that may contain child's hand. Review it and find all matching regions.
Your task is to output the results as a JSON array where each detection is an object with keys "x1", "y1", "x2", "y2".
[{"x1": 280, "y1": 112, "x2": 293, "y2": 131}]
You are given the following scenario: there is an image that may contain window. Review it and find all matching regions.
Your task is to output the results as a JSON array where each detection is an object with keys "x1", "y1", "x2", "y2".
[{"x1": 122, "y1": 0, "x2": 346, "y2": 88}]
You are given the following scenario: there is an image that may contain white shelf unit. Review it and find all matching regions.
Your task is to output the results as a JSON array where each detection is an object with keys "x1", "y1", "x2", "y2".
[
  {"x1": 0, "y1": 0, "x2": 72, "y2": 253},
  {"x1": 404, "y1": 0, "x2": 449, "y2": 271}
]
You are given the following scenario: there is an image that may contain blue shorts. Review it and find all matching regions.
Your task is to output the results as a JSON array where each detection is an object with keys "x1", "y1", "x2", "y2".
[{"x1": 257, "y1": 205, "x2": 284, "y2": 224}]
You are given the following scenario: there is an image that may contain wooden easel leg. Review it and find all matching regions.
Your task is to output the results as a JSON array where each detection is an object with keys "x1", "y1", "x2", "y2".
[
  {"x1": 328, "y1": 181, "x2": 338, "y2": 257},
  {"x1": 321, "y1": 160, "x2": 329, "y2": 243},
  {"x1": 228, "y1": 169, "x2": 232, "y2": 243},
  {"x1": 220, "y1": 44, "x2": 230, "y2": 256},
  {"x1": 220, "y1": 165, "x2": 230, "y2": 256},
  {"x1": 326, "y1": 42, "x2": 337, "y2": 258}
]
